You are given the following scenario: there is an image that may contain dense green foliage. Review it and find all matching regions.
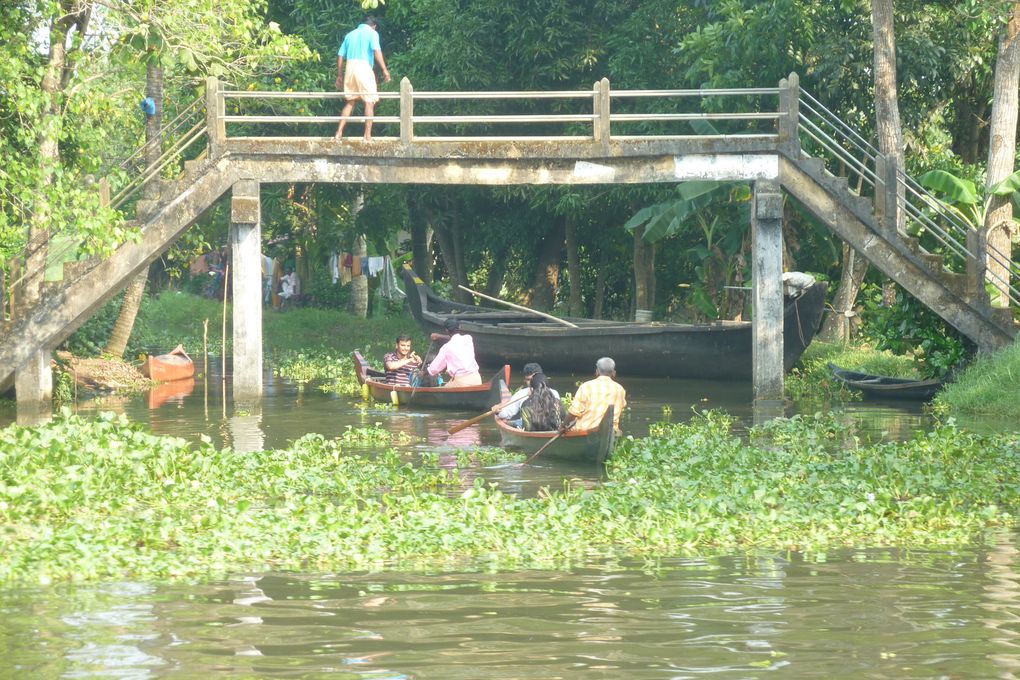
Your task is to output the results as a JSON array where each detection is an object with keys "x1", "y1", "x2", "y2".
[{"x1": 1, "y1": 410, "x2": 1018, "y2": 584}]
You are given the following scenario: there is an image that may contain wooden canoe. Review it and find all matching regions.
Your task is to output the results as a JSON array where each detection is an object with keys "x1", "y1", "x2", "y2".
[
  {"x1": 495, "y1": 406, "x2": 616, "y2": 465},
  {"x1": 352, "y1": 350, "x2": 508, "y2": 410},
  {"x1": 142, "y1": 344, "x2": 195, "y2": 382},
  {"x1": 829, "y1": 363, "x2": 946, "y2": 401},
  {"x1": 401, "y1": 265, "x2": 828, "y2": 380}
]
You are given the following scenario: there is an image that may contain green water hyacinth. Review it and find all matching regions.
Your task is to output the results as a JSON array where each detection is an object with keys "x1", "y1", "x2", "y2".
[{"x1": 1, "y1": 410, "x2": 1019, "y2": 584}]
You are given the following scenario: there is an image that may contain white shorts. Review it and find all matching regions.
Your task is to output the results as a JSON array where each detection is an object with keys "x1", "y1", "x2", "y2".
[{"x1": 343, "y1": 61, "x2": 379, "y2": 104}]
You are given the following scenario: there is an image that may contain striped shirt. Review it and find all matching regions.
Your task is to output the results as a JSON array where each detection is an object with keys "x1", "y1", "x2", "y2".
[
  {"x1": 383, "y1": 351, "x2": 420, "y2": 386},
  {"x1": 568, "y1": 375, "x2": 626, "y2": 432}
]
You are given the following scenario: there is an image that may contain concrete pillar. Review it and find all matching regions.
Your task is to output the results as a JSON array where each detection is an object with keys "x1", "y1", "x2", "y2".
[
  {"x1": 15, "y1": 349, "x2": 53, "y2": 424},
  {"x1": 230, "y1": 179, "x2": 262, "y2": 399},
  {"x1": 752, "y1": 180, "x2": 785, "y2": 401}
]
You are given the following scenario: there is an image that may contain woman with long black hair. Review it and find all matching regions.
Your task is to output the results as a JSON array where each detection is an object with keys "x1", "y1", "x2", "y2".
[{"x1": 519, "y1": 372, "x2": 566, "y2": 431}]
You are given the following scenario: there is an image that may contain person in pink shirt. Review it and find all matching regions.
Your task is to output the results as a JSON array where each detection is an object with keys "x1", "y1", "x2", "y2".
[{"x1": 427, "y1": 318, "x2": 482, "y2": 387}]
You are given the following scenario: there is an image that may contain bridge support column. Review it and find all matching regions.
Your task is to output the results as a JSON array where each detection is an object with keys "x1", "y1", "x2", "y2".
[
  {"x1": 752, "y1": 180, "x2": 784, "y2": 401},
  {"x1": 15, "y1": 349, "x2": 53, "y2": 424},
  {"x1": 230, "y1": 180, "x2": 263, "y2": 399}
]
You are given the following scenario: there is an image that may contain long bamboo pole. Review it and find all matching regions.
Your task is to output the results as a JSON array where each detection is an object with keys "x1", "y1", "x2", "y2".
[{"x1": 457, "y1": 284, "x2": 578, "y2": 328}]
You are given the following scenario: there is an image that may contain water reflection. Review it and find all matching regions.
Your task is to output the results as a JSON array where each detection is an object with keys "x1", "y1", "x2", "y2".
[{"x1": 5, "y1": 546, "x2": 1020, "y2": 678}]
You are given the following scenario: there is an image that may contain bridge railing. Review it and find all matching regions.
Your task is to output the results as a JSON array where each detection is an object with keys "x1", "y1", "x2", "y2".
[
  {"x1": 213, "y1": 77, "x2": 782, "y2": 142},
  {"x1": 796, "y1": 86, "x2": 1020, "y2": 312}
]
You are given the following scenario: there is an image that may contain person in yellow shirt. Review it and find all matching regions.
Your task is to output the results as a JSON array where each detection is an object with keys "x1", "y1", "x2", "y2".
[{"x1": 560, "y1": 357, "x2": 626, "y2": 434}]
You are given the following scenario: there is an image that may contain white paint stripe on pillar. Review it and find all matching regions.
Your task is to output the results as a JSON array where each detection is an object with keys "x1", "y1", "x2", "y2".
[{"x1": 674, "y1": 154, "x2": 779, "y2": 181}]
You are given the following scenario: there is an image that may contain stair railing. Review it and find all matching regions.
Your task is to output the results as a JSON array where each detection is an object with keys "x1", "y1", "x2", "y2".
[
  {"x1": 797, "y1": 88, "x2": 1019, "y2": 312},
  {"x1": 109, "y1": 95, "x2": 209, "y2": 211}
]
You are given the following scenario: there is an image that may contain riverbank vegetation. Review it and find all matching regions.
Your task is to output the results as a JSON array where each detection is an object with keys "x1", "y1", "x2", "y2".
[
  {"x1": 1, "y1": 409, "x2": 1017, "y2": 584},
  {"x1": 935, "y1": 341, "x2": 1020, "y2": 421}
]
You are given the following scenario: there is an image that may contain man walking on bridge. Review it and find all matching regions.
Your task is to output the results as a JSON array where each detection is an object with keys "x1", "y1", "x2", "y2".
[{"x1": 334, "y1": 16, "x2": 391, "y2": 141}]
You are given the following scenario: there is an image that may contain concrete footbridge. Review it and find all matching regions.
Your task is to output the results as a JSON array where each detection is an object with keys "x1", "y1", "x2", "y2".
[{"x1": 2, "y1": 73, "x2": 1016, "y2": 412}]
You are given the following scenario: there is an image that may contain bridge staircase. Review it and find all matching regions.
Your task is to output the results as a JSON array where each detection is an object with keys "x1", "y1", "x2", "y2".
[
  {"x1": 776, "y1": 82, "x2": 1017, "y2": 351},
  {"x1": 1, "y1": 74, "x2": 1017, "y2": 393}
]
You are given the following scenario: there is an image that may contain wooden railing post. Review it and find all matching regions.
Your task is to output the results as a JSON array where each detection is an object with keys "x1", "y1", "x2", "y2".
[
  {"x1": 98, "y1": 177, "x2": 110, "y2": 209},
  {"x1": 593, "y1": 77, "x2": 610, "y2": 148},
  {"x1": 400, "y1": 77, "x2": 414, "y2": 144},
  {"x1": 777, "y1": 72, "x2": 800, "y2": 156},
  {"x1": 967, "y1": 227, "x2": 988, "y2": 300},
  {"x1": 206, "y1": 76, "x2": 225, "y2": 156},
  {"x1": 874, "y1": 153, "x2": 899, "y2": 238}
]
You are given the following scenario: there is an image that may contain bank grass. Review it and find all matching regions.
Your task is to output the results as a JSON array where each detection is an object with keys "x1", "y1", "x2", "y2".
[
  {"x1": 787, "y1": 340, "x2": 920, "y2": 402},
  {"x1": 935, "y1": 341, "x2": 1020, "y2": 420},
  {"x1": 133, "y1": 291, "x2": 426, "y2": 355},
  {"x1": 2, "y1": 409, "x2": 1019, "y2": 584}
]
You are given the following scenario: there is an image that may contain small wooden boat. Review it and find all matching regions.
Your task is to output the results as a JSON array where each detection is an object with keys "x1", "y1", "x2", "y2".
[
  {"x1": 401, "y1": 265, "x2": 828, "y2": 380},
  {"x1": 353, "y1": 350, "x2": 509, "y2": 410},
  {"x1": 495, "y1": 407, "x2": 616, "y2": 465},
  {"x1": 829, "y1": 363, "x2": 946, "y2": 401},
  {"x1": 142, "y1": 344, "x2": 195, "y2": 382}
]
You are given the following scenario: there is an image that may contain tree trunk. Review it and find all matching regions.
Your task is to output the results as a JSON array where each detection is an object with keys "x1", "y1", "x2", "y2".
[
  {"x1": 22, "y1": 3, "x2": 77, "y2": 309},
  {"x1": 484, "y1": 248, "x2": 507, "y2": 299},
  {"x1": 349, "y1": 233, "x2": 368, "y2": 317},
  {"x1": 433, "y1": 219, "x2": 469, "y2": 303},
  {"x1": 527, "y1": 219, "x2": 565, "y2": 310},
  {"x1": 409, "y1": 204, "x2": 432, "y2": 284},
  {"x1": 104, "y1": 268, "x2": 149, "y2": 357},
  {"x1": 348, "y1": 194, "x2": 368, "y2": 318},
  {"x1": 820, "y1": 242, "x2": 870, "y2": 341},
  {"x1": 858, "y1": 0, "x2": 905, "y2": 311},
  {"x1": 593, "y1": 247, "x2": 608, "y2": 319},
  {"x1": 105, "y1": 61, "x2": 163, "y2": 357},
  {"x1": 984, "y1": 2, "x2": 1020, "y2": 308},
  {"x1": 633, "y1": 229, "x2": 654, "y2": 316},
  {"x1": 564, "y1": 215, "x2": 583, "y2": 316}
]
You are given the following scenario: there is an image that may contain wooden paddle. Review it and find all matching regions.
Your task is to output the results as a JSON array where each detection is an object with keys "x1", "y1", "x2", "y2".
[
  {"x1": 520, "y1": 430, "x2": 566, "y2": 466},
  {"x1": 458, "y1": 284, "x2": 579, "y2": 328},
  {"x1": 447, "y1": 391, "x2": 529, "y2": 435}
]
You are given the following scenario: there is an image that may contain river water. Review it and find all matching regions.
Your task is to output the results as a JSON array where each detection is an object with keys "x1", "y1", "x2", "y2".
[{"x1": 3, "y1": 364, "x2": 1018, "y2": 678}]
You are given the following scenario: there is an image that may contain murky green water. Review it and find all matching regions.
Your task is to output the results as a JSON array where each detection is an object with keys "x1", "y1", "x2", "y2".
[
  {"x1": 4, "y1": 546, "x2": 1020, "y2": 678},
  {"x1": 5, "y1": 365, "x2": 1017, "y2": 677}
]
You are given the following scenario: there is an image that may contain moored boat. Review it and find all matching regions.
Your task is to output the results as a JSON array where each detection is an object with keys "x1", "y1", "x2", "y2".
[
  {"x1": 353, "y1": 350, "x2": 508, "y2": 410},
  {"x1": 142, "y1": 344, "x2": 195, "y2": 382},
  {"x1": 401, "y1": 266, "x2": 827, "y2": 380},
  {"x1": 829, "y1": 363, "x2": 946, "y2": 401}
]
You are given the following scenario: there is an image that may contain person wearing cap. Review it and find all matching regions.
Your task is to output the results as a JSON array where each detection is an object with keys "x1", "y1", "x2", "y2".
[
  {"x1": 426, "y1": 317, "x2": 481, "y2": 387},
  {"x1": 491, "y1": 362, "x2": 561, "y2": 428},
  {"x1": 560, "y1": 357, "x2": 626, "y2": 434}
]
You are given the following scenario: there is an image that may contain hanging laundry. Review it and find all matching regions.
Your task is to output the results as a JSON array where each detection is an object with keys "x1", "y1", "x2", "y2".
[
  {"x1": 367, "y1": 256, "x2": 385, "y2": 277},
  {"x1": 328, "y1": 253, "x2": 340, "y2": 284},
  {"x1": 379, "y1": 256, "x2": 406, "y2": 301},
  {"x1": 351, "y1": 255, "x2": 362, "y2": 277}
]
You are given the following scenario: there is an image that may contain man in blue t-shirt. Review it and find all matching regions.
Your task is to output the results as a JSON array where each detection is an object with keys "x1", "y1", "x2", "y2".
[{"x1": 334, "y1": 16, "x2": 391, "y2": 141}]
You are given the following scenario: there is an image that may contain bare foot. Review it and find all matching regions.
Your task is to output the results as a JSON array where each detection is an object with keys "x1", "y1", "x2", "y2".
[
  {"x1": 333, "y1": 133, "x2": 343, "y2": 141},
  {"x1": 362, "y1": 136, "x2": 373, "y2": 142}
]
